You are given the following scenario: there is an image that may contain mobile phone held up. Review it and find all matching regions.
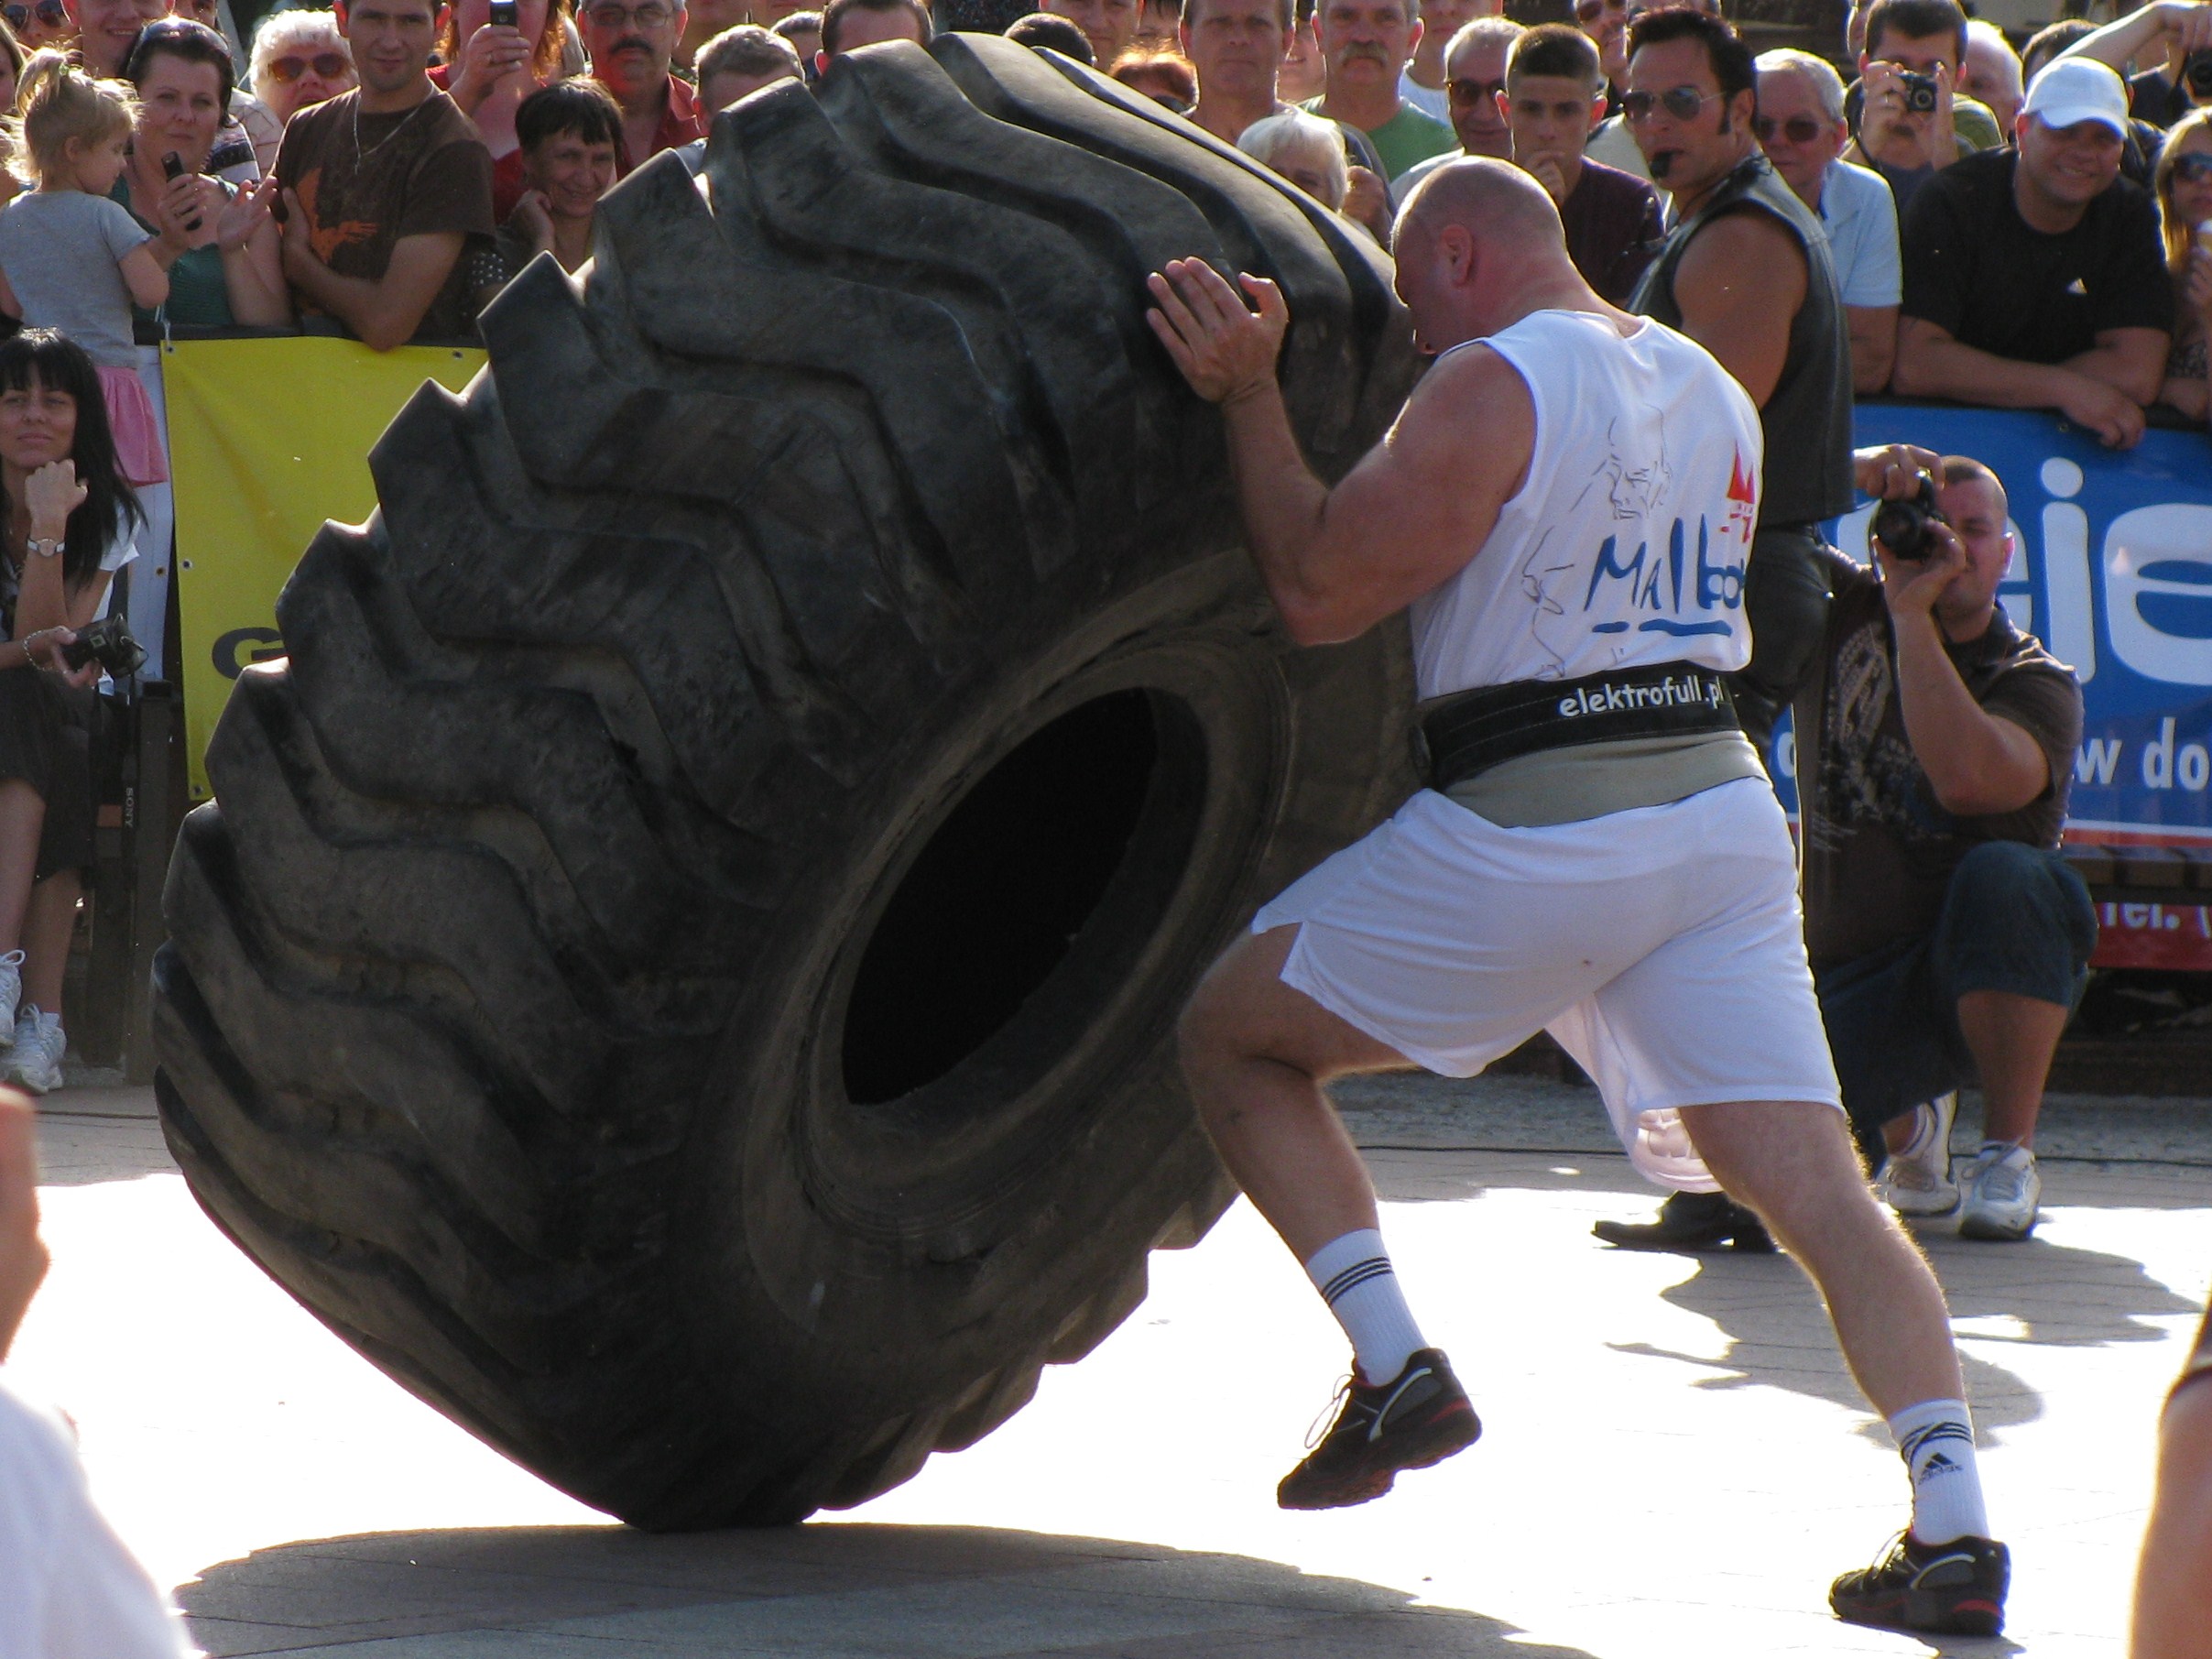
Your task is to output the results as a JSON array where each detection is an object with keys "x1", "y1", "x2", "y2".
[
  {"x1": 161, "y1": 151, "x2": 203, "y2": 233},
  {"x1": 489, "y1": 0, "x2": 518, "y2": 27}
]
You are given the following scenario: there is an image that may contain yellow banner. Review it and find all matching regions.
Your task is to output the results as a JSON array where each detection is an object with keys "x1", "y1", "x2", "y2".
[{"x1": 164, "y1": 336, "x2": 485, "y2": 799}]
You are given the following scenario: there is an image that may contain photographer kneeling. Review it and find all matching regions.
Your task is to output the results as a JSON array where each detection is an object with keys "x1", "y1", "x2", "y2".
[
  {"x1": 0, "y1": 330, "x2": 141, "y2": 1096},
  {"x1": 1598, "y1": 446, "x2": 2093, "y2": 1249}
]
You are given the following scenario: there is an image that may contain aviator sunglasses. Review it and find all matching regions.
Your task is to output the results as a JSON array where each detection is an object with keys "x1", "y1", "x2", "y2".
[
  {"x1": 1753, "y1": 113, "x2": 1825, "y2": 145},
  {"x1": 2171, "y1": 152, "x2": 2212, "y2": 184},
  {"x1": 1622, "y1": 83, "x2": 1720, "y2": 122},
  {"x1": 266, "y1": 49, "x2": 352, "y2": 80},
  {"x1": 2, "y1": 1, "x2": 66, "y2": 29}
]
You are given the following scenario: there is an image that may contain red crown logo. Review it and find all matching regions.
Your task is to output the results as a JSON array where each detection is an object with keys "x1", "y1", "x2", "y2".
[{"x1": 1727, "y1": 449, "x2": 1758, "y2": 505}]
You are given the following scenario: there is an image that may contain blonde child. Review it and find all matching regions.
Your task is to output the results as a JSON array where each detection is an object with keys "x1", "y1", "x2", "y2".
[{"x1": 0, "y1": 51, "x2": 169, "y2": 486}]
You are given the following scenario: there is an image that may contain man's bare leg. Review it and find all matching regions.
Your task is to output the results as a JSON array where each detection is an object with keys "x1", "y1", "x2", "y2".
[
  {"x1": 1957, "y1": 988, "x2": 2068, "y2": 1150},
  {"x1": 1177, "y1": 925, "x2": 1409, "y2": 1261},
  {"x1": 1179, "y1": 923, "x2": 1482, "y2": 1509}
]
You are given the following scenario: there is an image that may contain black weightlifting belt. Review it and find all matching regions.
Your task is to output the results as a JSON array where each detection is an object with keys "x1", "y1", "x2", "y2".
[{"x1": 1416, "y1": 662, "x2": 1741, "y2": 792}]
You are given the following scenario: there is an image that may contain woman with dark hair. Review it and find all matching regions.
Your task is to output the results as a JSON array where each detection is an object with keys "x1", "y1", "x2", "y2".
[
  {"x1": 0, "y1": 330, "x2": 141, "y2": 1094},
  {"x1": 114, "y1": 17, "x2": 288, "y2": 327},
  {"x1": 433, "y1": 0, "x2": 572, "y2": 222},
  {"x1": 494, "y1": 77, "x2": 619, "y2": 278}
]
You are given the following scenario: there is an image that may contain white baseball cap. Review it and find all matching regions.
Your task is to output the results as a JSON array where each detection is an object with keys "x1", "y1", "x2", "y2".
[{"x1": 2020, "y1": 56, "x2": 2130, "y2": 137}]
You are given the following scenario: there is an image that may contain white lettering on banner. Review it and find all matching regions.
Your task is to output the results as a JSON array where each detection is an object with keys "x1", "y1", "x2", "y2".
[
  {"x1": 2075, "y1": 737, "x2": 2121, "y2": 786},
  {"x1": 2040, "y1": 498, "x2": 2095, "y2": 683},
  {"x1": 2145, "y1": 717, "x2": 2174, "y2": 789},
  {"x1": 2104, "y1": 505, "x2": 2212, "y2": 687}
]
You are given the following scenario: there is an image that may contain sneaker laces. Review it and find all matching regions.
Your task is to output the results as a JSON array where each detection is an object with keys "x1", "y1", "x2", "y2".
[
  {"x1": 1978, "y1": 1153, "x2": 2031, "y2": 1203},
  {"x1": 1304, "y1": 1375, "x2": 1355, "y2": 1450}
]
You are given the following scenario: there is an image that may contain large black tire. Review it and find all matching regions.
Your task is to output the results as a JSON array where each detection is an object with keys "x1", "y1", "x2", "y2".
[{"x1": 152, "y1": 36, "x2": 1419, "y2": 1529}]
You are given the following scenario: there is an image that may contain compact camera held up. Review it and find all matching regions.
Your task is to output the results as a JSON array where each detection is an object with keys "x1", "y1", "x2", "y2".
[
  {"x1": 1897, "y1": 69, "x2": 1940, "y2": 114},
  {"x1": 60, "y1": 614, "x2": 147, "y2": 680},
  {"x1": 1869, "y1": 473, "x2": 1947, "y2": 562}
]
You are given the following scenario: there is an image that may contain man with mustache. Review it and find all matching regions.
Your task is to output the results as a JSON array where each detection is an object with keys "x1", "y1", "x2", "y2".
[
  {"x1": 581, "y1": 0, "x2": 710, "y2": 175},
  {"x1": 1302, "y1": 0, "x2": 1455, "y2": 181}
]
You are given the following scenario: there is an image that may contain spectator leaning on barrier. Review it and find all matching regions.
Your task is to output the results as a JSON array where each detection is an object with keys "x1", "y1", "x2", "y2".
[
  {"x1": 0, "y1": 333, "x2": 147, "y2": 1095},
  {"x1": 2154, "y1": 107, "x2": 2212, "y2": 421},
  {"x1": 1960, "y1": 18, "x2": 2020, "y2": 140},
  {"x1": 581, "y1": 0, "x2": 707, "y2": 174},
  {"x1": 0, "y1": 54, "x2": 169, "y2": 486},
  {"x1": 1757, "y1": 48, "x2": 1899, "y2": 391},
  {"x1": 1395, "y1": 0, "x2": 1481, "y2": 120},
  {"x1": 272, "y1": 0, "x2": 495, "y2": 348},
  {"x1": 1500, "y1": 22, "x2": 1658, "y2": 304},
  {"x1": 433, "y1": 0, "x2": 567, "y2": 222},
  {"x1": 815, "y1": 0, "x2": 928, "y2": 72},
  {"x1": 1845, "y1": 0, "x2": 2001, "y2": 215},
  {"x1": 694, "y1": 22, "x2": 798, "y2": 108},
  {"x1": 1894, "y1": 58, "x2": 2174, "y2": 450},
  {"x1": 114, "y1": 18, "x2": 287, "y2": 326},
  {"x1": 1302, "y1": 0, "x2": 1455, "y2": 181},
  {"x1": 494, "y1": 76, "x2": 615, "y2": 277},
  {"x1": 1042, "y1": 0, "x2": 1134, "y2": 71},
  {"x1": 1625, "y1": 5, "x2": 1854, "y2": 759},
  {"x1": 2053, "y1": 0, "x2": 2212, "y2": 135}
]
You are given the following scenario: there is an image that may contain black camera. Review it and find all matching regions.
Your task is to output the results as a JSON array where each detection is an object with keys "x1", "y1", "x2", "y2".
[
  {"x1": 1870, "y1": 473, "x2": 1945, "y2": 562},
  {"x1": 1897, "y1": 69, "x2": 1939, "y2": 114},
  {"x1": 61, "y1": 614, "x2": 147, "y2": 679},
  {"x1": 2187, "y1": 49, "x2": 2212, "y2": 98}
]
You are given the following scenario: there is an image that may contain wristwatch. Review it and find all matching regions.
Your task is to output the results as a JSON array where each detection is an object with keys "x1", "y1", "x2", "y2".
[{"x1": 25, "y1": 538, "x2": 60, "y2": 561}]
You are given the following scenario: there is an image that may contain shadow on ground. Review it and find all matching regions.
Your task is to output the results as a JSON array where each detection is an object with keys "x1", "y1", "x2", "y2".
[{"x1": 180, "y1": 1523, "x2": 1604, "y2": 1658}]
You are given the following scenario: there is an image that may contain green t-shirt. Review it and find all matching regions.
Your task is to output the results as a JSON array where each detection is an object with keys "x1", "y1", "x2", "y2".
[
  {"x1": 109, "y1": 176, "x2": 235, "y2": 329},
  {"x1": 1301, "y1": 96, "x2": 1457, "y2": 181}
]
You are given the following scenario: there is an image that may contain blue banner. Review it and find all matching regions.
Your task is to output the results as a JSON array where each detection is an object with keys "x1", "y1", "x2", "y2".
[{"x1": 1766, "y1": 404, "x2": 2212, "y2": 846}]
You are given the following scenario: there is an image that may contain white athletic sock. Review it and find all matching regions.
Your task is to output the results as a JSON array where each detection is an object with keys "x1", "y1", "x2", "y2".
[
  {"x1": 1304, "y1": 1228, "x2": 1427, "y2": 1387},
  {"x1": 1889, "y1": 1398, "x2": 1989, "y2": 1544}
]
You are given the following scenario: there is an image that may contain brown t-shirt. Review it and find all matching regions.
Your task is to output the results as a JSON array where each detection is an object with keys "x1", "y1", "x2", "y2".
[
  {"x1": 1795, "y1": 548, "x2": 2082, "y2": 969},
  {"x1": 274, "y1": 87, "x2": 496, "y2": 344}
]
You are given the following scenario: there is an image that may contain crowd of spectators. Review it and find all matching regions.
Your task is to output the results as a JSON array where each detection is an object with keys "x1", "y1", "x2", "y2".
[{"x1": 0, "y1": 0, "x2": 2193, "y2": 1095}]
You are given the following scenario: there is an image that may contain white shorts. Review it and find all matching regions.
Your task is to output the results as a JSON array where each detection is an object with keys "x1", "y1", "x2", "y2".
[{"x1": 1253, "y1": 779, "x2": 1842, "y2": 1191}]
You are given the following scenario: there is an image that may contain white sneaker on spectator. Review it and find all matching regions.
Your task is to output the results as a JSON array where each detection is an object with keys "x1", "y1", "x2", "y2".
[
  {"x1": 1958, "y1": 1142, "x2": 2041, "y2": 1242},
  {"x1": 0, "y1": 950, "x2": 22, "y2": 1048},
  {"x1": 4, "y1": 1006, "x2": 64, "y2": 1095},
  {"x1": 1877, "y1": 1091, "x2": 1959, "y2": 1217}
]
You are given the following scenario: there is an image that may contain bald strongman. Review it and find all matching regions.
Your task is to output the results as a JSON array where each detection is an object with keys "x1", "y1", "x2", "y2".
[{"x1": 1146, "y1": 159, "x2": 2008, "y2": 1638}]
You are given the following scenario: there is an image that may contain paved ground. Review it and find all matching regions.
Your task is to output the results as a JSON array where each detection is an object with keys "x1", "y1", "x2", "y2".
[{"x1": 10, "y1": 1074, "x2": 2208, "y2": 1657}]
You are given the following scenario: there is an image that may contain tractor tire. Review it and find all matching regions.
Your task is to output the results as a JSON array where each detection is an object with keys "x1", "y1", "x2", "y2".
[{"x1": 152, "y1": 34, "x2": 1420, "y2": 1529}]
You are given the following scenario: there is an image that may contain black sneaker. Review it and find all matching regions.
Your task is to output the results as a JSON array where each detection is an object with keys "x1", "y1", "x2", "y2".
[
  {"x1": 1591, "y1": 1190, "x2": 1776, "y2": 1254},
  {"x1": 1830, "y1": 1531, "x2": 2010, "y2": 1636},
  {"x1": 1276, "y1": 1348, "x2": 1481, "y2": 1511}
]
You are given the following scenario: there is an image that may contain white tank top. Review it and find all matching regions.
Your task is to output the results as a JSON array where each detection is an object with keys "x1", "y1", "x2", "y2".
[{"x1": 1409, "y1": 309, "x2": 1766, "y2": 701}]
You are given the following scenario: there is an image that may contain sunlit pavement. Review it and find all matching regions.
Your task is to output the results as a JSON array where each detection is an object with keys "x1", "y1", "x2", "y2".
[{"x1": 12, "y1": 1076, "x2": 2207, "y2": 1657}]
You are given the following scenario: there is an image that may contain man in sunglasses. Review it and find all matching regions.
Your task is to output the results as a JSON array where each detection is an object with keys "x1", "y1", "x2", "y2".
[
  {"x1": 1147, "y1": 155, "x2": 2004, "y2": 1639},
  {"x1": 1755, "y1": 47, "x2": 1900, "y2": 392},
  {"x1": 581, "y1": 0, "x2": 710, "y2": 174},
  {"x1": 1622, "y1": 5, "x2": 1851, "y2": 763},
  {"x1": 1396, "y1": 0, "x2": 1485, "y2": 120},
  {"x1": 1396, "y1": 11, "x2": 1519, "y2": 191}
]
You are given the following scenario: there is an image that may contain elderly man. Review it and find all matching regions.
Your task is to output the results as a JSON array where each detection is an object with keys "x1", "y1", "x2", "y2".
[
  {"x1": 1392, "y1": 14, "x2": 1520, "y2": 197},
  {"x1": 1145, "y1": 155, "x2": 2006, "y2": 1639},
  {"x1": 582, "y1": 0, "x2": 711, "y2": 171},
  {"x1": 1960, "y1": 18, "x2": 2021, "y2": 138},
  {"x1": 1894, "y1": 57, "x2": 2173, "y2": 449},
  {"x1": 1757, "y1": 48, "x2": 1900, "y2": 390},
  {"x1": 1302, "y1": 0, "x2": 1456, "y2": 180}
]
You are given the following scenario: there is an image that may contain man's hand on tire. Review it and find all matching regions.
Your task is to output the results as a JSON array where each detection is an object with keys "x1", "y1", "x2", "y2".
[{"x1": 1146, "y1": 258, "x2": 1288, "y2": 409}]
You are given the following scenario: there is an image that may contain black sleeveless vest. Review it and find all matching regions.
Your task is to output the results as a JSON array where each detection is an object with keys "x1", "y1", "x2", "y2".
[{"x1": 1631, "y1": 153, "x2": 1855, "y2": 530}]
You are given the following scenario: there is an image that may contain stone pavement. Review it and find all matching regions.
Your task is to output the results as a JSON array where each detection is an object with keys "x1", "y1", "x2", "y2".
[{"x1": 9, "y1": 1075, "x2": 2209, "y2": 1658}]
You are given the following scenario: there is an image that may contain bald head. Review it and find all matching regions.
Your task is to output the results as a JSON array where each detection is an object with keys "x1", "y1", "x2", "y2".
[
  {"x1": 1389, "y1": 156, "x2": 1599, "y2": 354},
  {"x1": 1398, "y1": 156, "x2": 1569, "y2": 264}
]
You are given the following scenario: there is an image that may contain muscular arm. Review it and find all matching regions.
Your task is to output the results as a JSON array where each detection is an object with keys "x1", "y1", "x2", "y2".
[
  {"x1": 1846, "y1": 302, "x2": 1897, "y2": 394},
  {"x1": 281, "y1": 213, "x2": 463, "y2": 352},
  {"x1": 1669, "y1": 211, "x2": 1807, "y2": 408},
  {"x1": 1145, "y1": 259, "x2": 1532, "y2": 646},
  {"x1": 1893, "y1": 319, "x2": 2163, "y2": 446}
]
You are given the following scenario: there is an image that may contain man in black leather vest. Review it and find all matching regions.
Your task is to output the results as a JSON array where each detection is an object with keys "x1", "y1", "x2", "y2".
[{"x1": 1622, "y1": 6, "x2": 1856, "y2": 768}]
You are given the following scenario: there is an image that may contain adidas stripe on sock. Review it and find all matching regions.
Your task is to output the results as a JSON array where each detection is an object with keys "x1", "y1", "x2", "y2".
[
  {"x1": 1304, "y1": 1228, "x2": 1426, "y2": 1387},
  {"x1": 1889, "y1": 1397, "x2": 1989, "y2": 1544}
]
